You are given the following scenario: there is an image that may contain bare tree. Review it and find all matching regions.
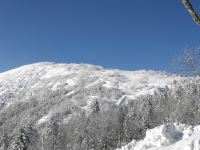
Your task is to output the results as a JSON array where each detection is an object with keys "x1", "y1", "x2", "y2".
[
  {"x1": 182, "y1": 0, "x2": 200, "y2": 25},
  {"x1": 174, "y1": 48, "x2": 200, "y2": 76}
]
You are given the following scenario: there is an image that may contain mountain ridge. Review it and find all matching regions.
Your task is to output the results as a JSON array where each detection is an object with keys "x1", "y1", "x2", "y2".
[{"x1": 0, "y1": 62, "x2": 184, "y2": 110}]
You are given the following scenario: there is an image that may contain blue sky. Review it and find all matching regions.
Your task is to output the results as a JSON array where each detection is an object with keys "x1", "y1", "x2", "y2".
[{"x1": 0, "y1": 0, "x2": 200, "y2": 72}]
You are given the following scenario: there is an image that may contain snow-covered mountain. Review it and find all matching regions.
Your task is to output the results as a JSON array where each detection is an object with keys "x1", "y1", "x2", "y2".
[
  {"x1": 0, "y1": 62, "x2": 182, "y2": 110},
  {"x1": 2, "y1": 62, "x2": 199, "y2": 150}
]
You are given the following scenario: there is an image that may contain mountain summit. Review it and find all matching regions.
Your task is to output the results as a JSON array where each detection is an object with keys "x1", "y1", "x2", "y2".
[
  {"x1": 1, "y1": 62, "x2": 193, "y2": 150},
  {"x1": 0, "y1": 62, "x2": 182, "y2": 110}
]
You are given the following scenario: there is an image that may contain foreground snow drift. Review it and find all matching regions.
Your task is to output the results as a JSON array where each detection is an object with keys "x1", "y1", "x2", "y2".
[{"x1": 118, "y1": 123, "x2": 200, "y2": 150}]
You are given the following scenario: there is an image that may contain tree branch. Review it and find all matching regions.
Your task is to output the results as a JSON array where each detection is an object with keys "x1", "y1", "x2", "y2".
[{"x1": 182, "y1": 0, "x2": 200, "y2": 25}]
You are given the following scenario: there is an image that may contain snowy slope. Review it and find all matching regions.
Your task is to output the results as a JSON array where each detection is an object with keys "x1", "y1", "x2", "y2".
[
  {"x1": 0, "y1": 62, "x2": 197, "y2": 150},
  {"x1": 117, "y1": 123, "x2": 200, "y2": 150},
  {"x1": 0, "y1": 62, "x2": 183, "y2": 109}
]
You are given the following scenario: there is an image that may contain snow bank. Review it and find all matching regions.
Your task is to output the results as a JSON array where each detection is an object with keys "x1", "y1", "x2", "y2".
[{"x1": 117, "y1": 123, "x2": 200, "y2": 150}]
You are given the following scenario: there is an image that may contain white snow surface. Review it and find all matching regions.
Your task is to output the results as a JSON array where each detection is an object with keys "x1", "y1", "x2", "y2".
[
  {"x1": 117, "y1": 123, "x2": 200, "y2": 150},
  {"x1": 37, "y1": 112, "x2": 52, "y2": 125},
  {"x1": 0, "y1": 62, "x2": 196, "y2": 150},
  {"x1": 0, "y1": 62, "x2": 184, "y2": 109}
]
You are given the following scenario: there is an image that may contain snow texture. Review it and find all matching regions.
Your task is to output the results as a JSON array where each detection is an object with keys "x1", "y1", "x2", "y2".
[
  {"x1": 0, "y1": 62, "x2": 184, "y2": 109},
  {"x1": 0, "y1": 62, "x2": 196, "y2": 150},
  {"x1": 117, "y1": 123, "x2": 200, "y2": 150}
]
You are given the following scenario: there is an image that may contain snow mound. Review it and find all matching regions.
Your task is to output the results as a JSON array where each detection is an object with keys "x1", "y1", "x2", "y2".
[{"x1": 118, "y1": 123, "x2": 200, "y2": 150}]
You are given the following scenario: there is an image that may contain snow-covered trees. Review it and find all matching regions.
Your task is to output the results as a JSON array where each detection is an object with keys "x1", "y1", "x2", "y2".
[
  {"x1": 174, "y1": 48, "x2": 200, "y2": 76},
  {"x1": 0, "y1": 133, "x2": 9, "y2": 150},
  {"x1": 42, "y1": 119, "x2": 59, "y2": 150},
  {"x1": 8, "y1": 124, "x2": 39, "y2": 150},
  {"x1": 56, "y1": 104, "x2": 120, "y2": 150},
  {"x1": 2, "y1": 63, "x2": 200, "y2": 149},
  {"x1": 8, "y1": 128, "x2": 29, "y2": 150},
  {"x1": 1, "y1": 77, "x2": 200, "y2": 150}
]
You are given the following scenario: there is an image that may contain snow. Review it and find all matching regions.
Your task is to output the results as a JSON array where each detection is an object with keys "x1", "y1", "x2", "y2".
[
  {"x1": 117, "y1": 70, "x2": 180, "y2": 98},
  {"x1": 41, "y1": 67, "x2": 73, "y2": 79},
  {"x1": 0, "y1": 62, "x2": 185, "y2": 109},
  {"x1": 116, "y1": 95, "x2": 128, "y2": 107},
  {"x1": 31, "y1": 82, "x2": 42, "y2": 89},
  {"x1": 0, "y1": 62, "x2": 197, "y2": 149},
  {"x1": 103, "y1": 81, "x2": 115, "y2": 88},
  {"x1": 51, "y1": 82, "x2": 61, "y2": 91},
  {"x1": 63, "y1": 114, "x2": 72, "y2": 124},
  {"x1": 65, "y1": 78, "x2": 77, "y2": 86},
  {"x1": 90, "y1": 95, "x2": 98, "y2": 99},
  {"x1": 117, "y1": 123, "x2": 200, "y2": 150},
  {"x1": 37, "y1": 112, "x2": 52, "y2": 125},
  {"x1": 159, "y1": 134, "x2": 200, "y2": 150},
  {"x1": 66, "y1": 90, "x2": 75, "y2": 96}
]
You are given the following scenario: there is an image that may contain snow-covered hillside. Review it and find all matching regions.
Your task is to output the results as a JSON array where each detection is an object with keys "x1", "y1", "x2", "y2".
[
  {"x1": 118, "y1": 123, "x2": 200, "y2": 150},
  {"x1": 2, "y1": 62, "x2": 199, "y2": 150},
  {"x1": 0, "y1": 62, "x2": 182, "y2": 109}
]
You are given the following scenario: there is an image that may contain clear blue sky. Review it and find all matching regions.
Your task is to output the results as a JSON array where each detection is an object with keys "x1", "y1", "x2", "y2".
[{"x1": 0, "y1": 0, "x2": 200, "y2": 72}]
